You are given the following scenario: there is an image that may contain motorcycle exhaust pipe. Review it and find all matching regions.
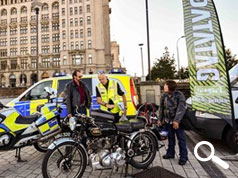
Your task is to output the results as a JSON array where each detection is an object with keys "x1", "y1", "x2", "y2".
[{"x1": 39, "y1": 128, "x2": 62, "y2": 142}]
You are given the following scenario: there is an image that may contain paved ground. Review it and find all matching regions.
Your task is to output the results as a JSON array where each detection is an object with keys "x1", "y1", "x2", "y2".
[{"x1": 0, "y1": 98, "x2": 237, "y2": 178}]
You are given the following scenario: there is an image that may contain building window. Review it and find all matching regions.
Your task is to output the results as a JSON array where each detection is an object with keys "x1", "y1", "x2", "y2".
[
  {"x1": 31, "y1": 15, "x2": 36, "y2": 20},
  {"x1": 20, "y1": 26, "x2": 27, "y2": 34},
  {"x1": 75, "y1": 30, "x2": 78, "y2": 38},
  {"x1": 42, "y1": 57, "x2": 50, "y2": 68},
  {"x1": 42, "y1": 46, "x2": 50, "y2": 54},
  {"x1": 79, "y1": 6, "x2": 82, "y2": 14},
  {"x1": 0, "y1": 29, "x2": 7, "y2": 36},
  {"x1": 87, "y1": 16, "x2": 91, "y2": 25},
  {"x1": 79, "y1": 17, "x2": 83, "y2": 26},
  {"x1": 70, "y1": 18, "x2": 73, "y2": 27},
  {"x1": 72, "y1": 54, "x2": 82, "y2": 65},
  {"x1": 9, "y1": 74, "x2": 16, "y2": 87},
  {"x1": 31, "y1": 36, "x2": 37, "y2": 44},
  {"x1": 0, "y1": 38, "x2": 7, "y2": 46},
  {"x1": 52, "y1": 23, "x2": 60, "y2": 30},
  {"x1": 62, "y1": 8, "x2": 65, "y2": 16},
  {"x1": 10, "y1": 27, "x2": 17, "y2": 35},
  {"x1": 10, "y1": 48, "x2": 17, "y2": 56},
  {"x1": 10, "y1": 18, "x2": 17, "y2": 23},
  {"x1": 10, "y1": 60, "x2": 17, "y2": 70},
  {"x1": 20, "y1": 47, "x2": 28, "y2": 55},
  {"x1": 41, "y1": 24, "x2": 49, "y2": 32},
  {"x1": 53, "y1": 56, "x2": 60, "y2": 67},
  {"x1": 70, "y1": 30, "x2": 74, "y2": 39},
  {"x1": 70, "y1": 7, "x2": 73, "y2": 15},
  {"x1": 20, "y1": 36, "x2": 28, "y2": 44},
  {"x1": 62, "y1": 19, "x2": 65, "y2": 28},
  {"x1": 10, "y1": 37, "x2": 17, "y2": 45},
  {"x1": 53, "y1": 45, "x2": 60, "y2": 53},
  {"x1": 42, "y1": 4, "x2": 49, "y2": 11},
  {"x1": 21, "y1": 58, "x2": 28, "y2": 69},
  {"x1": 80, "y1": 29, "x2": 83, "y2": 38},
  {"x1": 75, "y1": 41, "x2": 79, "y2": 49},
  {"x1": 88, "y1": 40, "x2": 92, "y2": 48},
  {"x1": 52, "y1": 33, "x2": 60, "y2": 42},
  {"x1": 74, "y1": 7, "x2": 78, "y2": 14},
  {"x1": 88, "y1": 53, "x2": 92, "y2": 64},
  {"x1": 80, "y1": 41, "x2": 83, "y2": 49},
  {"x1": 87, "y1": 28, "x2": 91, "y2": 37},
  {"x1": 0, "y1": 49, "x2": 7, "y2": 57},
  {"x1": 52, "y1": 13, "x2": 59, "y2": 20},
  {"x1": 1, "y1": 61, "x2": 7, "y2": 70},
  {"x1": 31, "y1": 47, "x2": 36, "y2": 55},
  {"x1": 41, "y1": 14, "x2": 49, "y2": 20},
  {"x1": 63, "y1": 55, "x2": 67, "y2": 65},
  {"x1": 21, "y1": 6, "x2": 27, "y2": 14},
  {"x1": 52, "y1": 2, "x2": 59, "y2": 10},
  {"x1": 62, "y1": 0, "x2": 65, "y2": 4},
  {"x1": 62, "y1": 31, "x2": 66, "y2": 39},
  {"x1": 63, "y1": 42, "x2": 66, "y2": 50},
  {"x1": 69, "y1": 0, "x2": 72, "y2": 4},
  {"x1": 75, "y1": 18, "x2": 78, "y2": 26},
  {"x1": 11, "y1": 8, "x2": 17, "y2": 15},
  {"x1": 30, "y1": 25, "x2": 36, "y2": 33},
  {"x1": 31, "y1": 58, "x2": 37, "y2": 69},
  {"x1": 20, "y1": 16, "x2": 27, "y2": 22},
  {"x1": 41, "y1": 34, "x2": 49, "y2": 43},
  {"x1": 86, "y1": 4, "x2": 90, "y2": 13},
  {"x1": 71, "y1": 42, "x2": 74, "y2": 50}
]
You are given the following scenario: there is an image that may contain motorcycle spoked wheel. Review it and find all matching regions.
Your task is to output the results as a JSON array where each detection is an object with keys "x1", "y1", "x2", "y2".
[
  {"x1": 129, "y1": 131, "x2": 157, "y2": 169},
  {"x1": 42, "y1": 141, "x2": 87, "y2": 178}
]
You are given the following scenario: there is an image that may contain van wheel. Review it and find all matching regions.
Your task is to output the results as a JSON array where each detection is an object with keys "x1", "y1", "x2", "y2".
[{"x1": 225, "y1": 128, "x2": 237, "y2": 153}]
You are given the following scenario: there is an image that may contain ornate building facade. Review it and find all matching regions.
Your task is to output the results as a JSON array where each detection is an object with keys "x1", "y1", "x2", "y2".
[{"x1": 0, "y1": 0, "x2": 112, "y2": 87}]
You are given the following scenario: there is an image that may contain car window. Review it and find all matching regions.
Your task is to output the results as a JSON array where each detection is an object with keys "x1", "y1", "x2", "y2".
[
  {"x1": 29, "y1": 81, "x2": 53, "y2": 100},
  {"x1": 57, "y1": 79, "x2": 71, "y2": 97},
  {"x1": 82, "y1": 78, "x2": 92, "y2": 95}
]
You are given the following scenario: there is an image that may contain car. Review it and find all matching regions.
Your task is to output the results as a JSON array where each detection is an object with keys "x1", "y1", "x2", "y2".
[
  {"x1": 7, "y1": 73, "x2": 139, "y2": 119},
  {"x1": 186, "y1": 64, "x2": 238, "y2": 152}
]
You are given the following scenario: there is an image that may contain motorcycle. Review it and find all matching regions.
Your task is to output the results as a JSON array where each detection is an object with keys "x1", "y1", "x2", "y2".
[
  {"x1": 42, "y1": 107, "x2": 164, "y2": 178},
  {"x1": 0, "y1": 87, "x2": 69, "y2": 162}
]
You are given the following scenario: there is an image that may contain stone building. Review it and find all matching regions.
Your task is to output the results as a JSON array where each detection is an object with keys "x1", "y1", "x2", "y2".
[{"x1": 0, "y1": 0, "x2": 112, "y2": 87}]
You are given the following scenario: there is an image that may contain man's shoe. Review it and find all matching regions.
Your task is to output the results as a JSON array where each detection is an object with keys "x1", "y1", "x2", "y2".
[
  {"x1": 178, "y1": 159, "x2": 187, "y2": 165},
  {"x1": 162, "y1": 154, "x2": 175, "y2": 159}
]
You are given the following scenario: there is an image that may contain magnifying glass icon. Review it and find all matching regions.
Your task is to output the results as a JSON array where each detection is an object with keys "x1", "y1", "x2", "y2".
[{"x1": 194, "y1": 141, "x2": 229, "y2": 169}]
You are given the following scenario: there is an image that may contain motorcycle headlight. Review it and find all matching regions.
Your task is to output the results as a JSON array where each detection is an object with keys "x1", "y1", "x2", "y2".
[{"x1": 69, "y1": 117, "x2": 77, "y2": 131}]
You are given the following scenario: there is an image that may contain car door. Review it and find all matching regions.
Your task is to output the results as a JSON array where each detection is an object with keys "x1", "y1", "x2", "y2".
[{"x1": 14, "y1": 80, "x2": 53, "y2": 116}]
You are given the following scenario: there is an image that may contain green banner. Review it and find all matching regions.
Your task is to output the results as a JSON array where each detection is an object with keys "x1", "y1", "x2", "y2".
[{"x1": 182, "y1": 0, "x2": 234, "y2": 126}]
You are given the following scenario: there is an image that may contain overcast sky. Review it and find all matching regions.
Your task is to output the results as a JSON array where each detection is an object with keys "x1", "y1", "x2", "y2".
[{"x1": 110, "y1": 0, "x2": 238, "y2": 77}]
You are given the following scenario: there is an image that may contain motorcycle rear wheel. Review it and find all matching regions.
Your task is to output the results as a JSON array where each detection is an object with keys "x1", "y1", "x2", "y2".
[
  {"x1": 42, "y1": 141, "x2": 87, "y2": 178},
  {"x1": 34, "y1": 139, "x2": 53, "y2": 152},
  {"x1": 129, "y1": 131, "x2": 157, "y2": 169}
]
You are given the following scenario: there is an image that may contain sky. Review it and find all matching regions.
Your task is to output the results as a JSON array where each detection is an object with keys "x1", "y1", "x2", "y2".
[{"x1": 109, "y1": 0, "x2": 238, "y2": 77}]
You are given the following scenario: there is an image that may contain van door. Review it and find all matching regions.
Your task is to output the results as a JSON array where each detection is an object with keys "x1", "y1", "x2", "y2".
[{"x1": 15, "y1": 81, "x2": 53, "y2": 116}]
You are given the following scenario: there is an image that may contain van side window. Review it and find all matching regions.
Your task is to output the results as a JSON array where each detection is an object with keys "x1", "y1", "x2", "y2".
[
  {"x1": 57, "y1": 79, "x2": 71, "y2": 97},
  {"x1": 22, "y1": 81, "x2": 52, "y2": 101}
]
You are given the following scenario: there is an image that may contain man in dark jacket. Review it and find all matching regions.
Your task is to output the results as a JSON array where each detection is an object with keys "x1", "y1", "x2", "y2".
[
  {"x1": 158, "y1": 80, "x2": 188, "y2": 165},
  {"x1": 64, "y1": 69, "x2": 91, "y2": 116}
]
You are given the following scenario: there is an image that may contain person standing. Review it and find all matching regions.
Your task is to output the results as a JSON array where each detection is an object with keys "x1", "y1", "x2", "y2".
[
  {"x1": 158, "y1": 80, "x2": 188, "y2": 165},
  {"x1": 96, "y1": 72, "x2": 127, "y2": 123},
  {"x1": 64, "y1": 69, "x2": 91, "y2": 117}
]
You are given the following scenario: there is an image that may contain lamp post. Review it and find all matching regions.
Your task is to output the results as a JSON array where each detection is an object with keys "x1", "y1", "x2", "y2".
[
  {"x1": 145, "y1": 0, "x2": 151, "y2": 81},
  {"x1": 31, "y1": 0, "x2": 42, "y2": 82},
  {"x1": 139, "y1": 43, "x2": 145, "y2": 82},
  {"x1": 176, "y1": 35, "x2": 185, "y2": 80}
]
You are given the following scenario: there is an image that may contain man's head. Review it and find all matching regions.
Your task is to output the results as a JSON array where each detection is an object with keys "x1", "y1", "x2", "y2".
[
  {"x1": 164, "y1": 80, "x2": 177, "y2": 93},
  {"x1": 72, "y1": 69, "x2": 83, "y2": 82},
  {"x1": 98, "y1": 71, "x2": 108, "y2": 85}
]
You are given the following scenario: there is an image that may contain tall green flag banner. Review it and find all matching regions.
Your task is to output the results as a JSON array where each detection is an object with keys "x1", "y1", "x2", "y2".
[{"x1": 182, "y1": 0, "x2": 234, "y2": 126}]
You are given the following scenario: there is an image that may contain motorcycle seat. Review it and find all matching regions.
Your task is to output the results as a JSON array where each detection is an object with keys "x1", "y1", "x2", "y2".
[
  {"x1": 15, "y1": 115, "x2": 39, "y2": 125},
  {"x1": 129, "y1": 118, "x2": 146, "y2": 130},
  {"x1": 116, "y1": 118, "x2": 146, "y2": 133},
  {"x1": 116, "y1": 121, "x2": 133, "y2": 133}
]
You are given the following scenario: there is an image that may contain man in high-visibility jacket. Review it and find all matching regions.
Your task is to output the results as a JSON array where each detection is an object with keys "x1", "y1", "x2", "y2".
[{"x1": 96, "y1": 72, "x2": 127, "y2": 123}]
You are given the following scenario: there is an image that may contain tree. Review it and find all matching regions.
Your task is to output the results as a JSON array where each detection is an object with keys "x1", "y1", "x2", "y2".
[
  {"x1": 226, "y1": 48, "x2": 238, "y2": 70},
  {"x1": 147, "y1": 47, "x2": 176, "y2": 81},
  {"x1": 176, "y1": 67, "x2": 189, "y2": 79}
]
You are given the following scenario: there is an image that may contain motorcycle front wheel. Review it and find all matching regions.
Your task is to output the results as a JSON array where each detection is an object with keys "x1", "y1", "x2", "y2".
[
  {"x1": 42, "y1": 141, "x2": 87, "y2": 178},
  {"x1": 129, "y1": 131, "x2": 157, "y2": 169}
]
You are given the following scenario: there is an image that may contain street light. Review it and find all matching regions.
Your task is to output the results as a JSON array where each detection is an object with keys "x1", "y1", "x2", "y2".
[
  {"x1": 176, "y1": 35, "x2": 185, "y2": 80},
  {"x1": 31, "y1": 0, "x2": 42, "y2": 82},
  {"x1": 138, "y1": 43, "x2": 145, "y2": 82},
  {"x1": 145, "y1": 0, "x2": 151, "y2": 81}
]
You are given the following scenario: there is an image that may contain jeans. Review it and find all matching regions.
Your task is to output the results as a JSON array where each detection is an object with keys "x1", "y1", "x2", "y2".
[{"x1": 166, "y1": 124, "x2": 188, "y2": 161}]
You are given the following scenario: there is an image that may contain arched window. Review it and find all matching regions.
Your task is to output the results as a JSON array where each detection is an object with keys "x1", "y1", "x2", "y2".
[
  {"x1": 9, "y1": 74, "x2": 16, "y2": 88},
  {"x1": 0, "y1": 75, "x2": 6, "y2": 87},
  {"x1": 20, "y1": 74, "x2": 27, "y2": 86},
  {"x1": 52, "y1": 2, "x2": 59, "y2": 10},
  {"x1": 42, "y1": 3, "x2": 49, "y2": 11},
  {"x1": 21, "y1": 6, "x2": 27, "y2": 14},
  {"x1": 31, "y1": 73, "x2": 37, "y2": 85},
  {"x1": 11, "y1": 8, "x2": 17, "y2": 15},
  {"x1": 1, "y1": 9, "x2": 7, "y2": 16}
]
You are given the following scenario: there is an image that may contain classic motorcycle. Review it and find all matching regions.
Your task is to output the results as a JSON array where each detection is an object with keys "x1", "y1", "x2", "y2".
[
  {"x1": 42, "y1": 108, "x2": 163, "y2": 178},
  {"x1": 0, "y1": 87, "x2": 69, "y2": 162}
]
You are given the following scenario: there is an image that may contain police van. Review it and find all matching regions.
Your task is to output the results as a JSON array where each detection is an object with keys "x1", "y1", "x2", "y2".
[{"x1": 7, "y1": 73, "x2": 138, "y2": 119}]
